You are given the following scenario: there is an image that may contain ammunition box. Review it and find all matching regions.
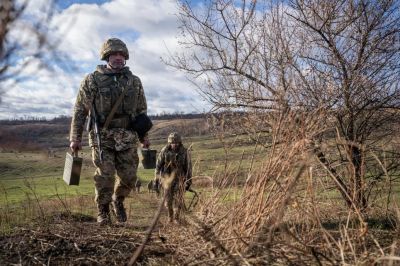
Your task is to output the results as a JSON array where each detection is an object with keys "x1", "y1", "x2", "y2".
[{"x1": 63, "y1": 152, "x2": 82, "y2": 185}]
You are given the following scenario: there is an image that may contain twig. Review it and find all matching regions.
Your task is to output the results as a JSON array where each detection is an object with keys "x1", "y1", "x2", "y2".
[
  {"x1": 128, "y1": 175, "x2": 172, "y2": 265},
  {"x1": 188, "y1": 215, "x2": 242, "y2": 266}
]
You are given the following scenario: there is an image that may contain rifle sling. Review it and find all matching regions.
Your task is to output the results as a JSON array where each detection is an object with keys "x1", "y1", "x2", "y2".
[{"x1": 102, "y1": 76, "x2": 133, "y2": 131}]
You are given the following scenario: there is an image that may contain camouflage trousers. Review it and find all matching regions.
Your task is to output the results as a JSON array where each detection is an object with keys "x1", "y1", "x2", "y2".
[
  {"x1": 163, "y1": 177, "x2": 186, "y2": 221},
  {"x1": 92, "y1": 147, "x2": 139, "y2": 205}
]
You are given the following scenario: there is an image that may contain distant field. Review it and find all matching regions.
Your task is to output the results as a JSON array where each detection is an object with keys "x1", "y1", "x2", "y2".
[
  {"x1": 1, "y1": 117, "x2": 398, "y2": 220},
  {"x1": 0, "y1": 125, "x2": 267, "y2": 235},
  {"x1": 1, "y1": 120, "x2": 398, "y2": 208},
  {"x1": 0, "y1": 118, "x2": 265, "y2": 207},
  {"x1": 1, "y1": 116, "x2": 399, "y2": 209}
]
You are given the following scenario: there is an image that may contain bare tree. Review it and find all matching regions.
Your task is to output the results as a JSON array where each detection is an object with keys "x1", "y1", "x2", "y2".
[
  {"x1": 170, "y1": 0, "x2": 400, "y2": 211},
  {"x1": 287, "y1": 0, "x2": 400, "y2": 210},
  {"x1": 0, "y1": 0, "x2": 62, "y2": 103}
]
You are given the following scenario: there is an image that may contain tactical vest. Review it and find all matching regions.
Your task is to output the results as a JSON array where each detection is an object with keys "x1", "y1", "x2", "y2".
[
  {"x1": 162, "y1": 147, "x2": 187, "y2": 177},
  {"x1": 91, "y1": 71, "x2": 139, "y2": 126}
]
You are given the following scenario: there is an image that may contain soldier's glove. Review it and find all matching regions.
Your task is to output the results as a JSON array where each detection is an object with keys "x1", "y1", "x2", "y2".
[{"x1": 141, "y1": 136, "x2": 150, "y2": 148}]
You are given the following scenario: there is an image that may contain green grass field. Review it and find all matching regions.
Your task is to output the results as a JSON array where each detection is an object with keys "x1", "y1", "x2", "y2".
[
  {"x1": 0, "y1": 134, "x2": 265, "y2": 207},
  {"x1": 1, "y1": 132, "x2": 398, "y2": 208},
  {"x1": 0, "y1": 132, "x2": 264, "y2": 235},
  {"x1": 0, "y1": 123, "x2": 398, "y2": 224},
  {"x1": 1, "y1": 123, "x2": 400, "y2": 264}
]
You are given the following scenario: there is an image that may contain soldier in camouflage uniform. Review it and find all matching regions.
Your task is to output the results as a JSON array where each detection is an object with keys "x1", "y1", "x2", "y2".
[
  {"x1": 155, "y1": 132, "x2": 192, "y2": 222},
  {"x1": 69, "y1": 38, "x2": 149, "y2": 225}
]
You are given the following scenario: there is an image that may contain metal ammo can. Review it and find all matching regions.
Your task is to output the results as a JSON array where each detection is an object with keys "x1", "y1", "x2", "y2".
[
  {"x1": 63, "y1": 151, "x2": 82, "y2": 185},
  {"x1": 141, "y1": 149, "x2": 157, "y2": 169}
]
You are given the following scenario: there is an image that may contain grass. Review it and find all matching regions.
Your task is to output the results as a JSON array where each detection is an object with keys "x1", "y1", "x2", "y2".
[
  {"x1": 0, "y1": 133, "x2": 265, "y2": 235},
  {"x1": 1, "y1": 131, "x2": 399, "y2": 235},
  {"x1": 2, "y1": 132, "x2": 398, "y2": 207},
  {"x1": 1, "y1": 128, "x2": 400, "y2": 265},
  {"x1": 0, "y1": 158, "x2": 161, "y2": 206},
  {"x1": 0, "y1": 134, "x2": 251, "y2": 202}
]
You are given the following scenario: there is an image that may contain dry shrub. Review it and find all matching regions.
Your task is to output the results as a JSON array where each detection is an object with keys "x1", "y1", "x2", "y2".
[
  {"x1": 0, "y1": 123, "x2": 69, "y2": 152},
  {"x1": 0, "y1": 131, "x2": 44, "y2": 152},
  {"x1": 176, "y1": 109, "x2": 400, "y2": 265},
  {"x1": 192, "y1": 176, "x2": 214, "y2": 188}
]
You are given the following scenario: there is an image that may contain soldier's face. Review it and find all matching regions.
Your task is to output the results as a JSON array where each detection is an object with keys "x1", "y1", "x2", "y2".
[
  {"x1": 170, "y1": 143, "x2": 179, "y2": 151},
  {"x1": 108, "y1": 52, "x2": 126, "y2": 70}
]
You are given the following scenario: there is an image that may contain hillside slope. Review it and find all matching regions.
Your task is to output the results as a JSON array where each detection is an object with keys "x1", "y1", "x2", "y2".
[{"x1": 0, "y1": 118, "x2": 209, "y2": 152}]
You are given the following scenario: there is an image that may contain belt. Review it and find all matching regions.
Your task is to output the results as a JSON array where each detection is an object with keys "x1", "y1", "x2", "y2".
[{"x1": 101, "y1": 116, "x2": 131, "y2": 129}]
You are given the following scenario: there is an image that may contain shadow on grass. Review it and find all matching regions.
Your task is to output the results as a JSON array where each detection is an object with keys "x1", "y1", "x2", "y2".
[{"x1": 321, "y1": 216, "x2": 397, "y2": 230}]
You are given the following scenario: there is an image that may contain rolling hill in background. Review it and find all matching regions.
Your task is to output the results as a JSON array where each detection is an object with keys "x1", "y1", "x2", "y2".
[{"x1": 0, "y1": 115, "x2": 210, "y2": 152}]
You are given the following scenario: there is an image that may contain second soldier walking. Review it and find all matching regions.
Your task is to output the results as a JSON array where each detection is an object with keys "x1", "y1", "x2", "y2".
[{"x1": 155, "y1": 132, "x2": 192, "y2": 223}]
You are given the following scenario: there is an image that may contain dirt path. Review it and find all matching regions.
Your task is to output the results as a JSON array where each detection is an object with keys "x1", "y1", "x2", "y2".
[{"x1": 0, "y1": 192, "x2": 183, "y2": 265}]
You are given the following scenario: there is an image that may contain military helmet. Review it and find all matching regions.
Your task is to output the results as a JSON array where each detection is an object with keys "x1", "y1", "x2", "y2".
[
  {"x1": 168, "y1": 132, "x2": 182, "y2": 143},
  {"x1": 100, "y1": 38, "x2": 129, "y2": 60}
]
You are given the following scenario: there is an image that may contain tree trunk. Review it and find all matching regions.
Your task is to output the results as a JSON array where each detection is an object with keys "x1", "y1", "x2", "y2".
[
  {"x1": 313, "y1": 144, "x2": 353, "y2": 208},
  {"x1": 350, "y1": 145, "x2": 367, "y2": 210}
]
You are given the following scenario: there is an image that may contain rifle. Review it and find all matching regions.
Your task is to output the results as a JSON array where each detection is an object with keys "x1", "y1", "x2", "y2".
[
  {"x1": 153, "y1": 172, "x2": 162, "y2": 196},
  {"x1": 186, "y1": 188, "x2": 199, "y2": 211},
  {"x1": 87, "y1": 104, "x2": 103, "y2": 163}
]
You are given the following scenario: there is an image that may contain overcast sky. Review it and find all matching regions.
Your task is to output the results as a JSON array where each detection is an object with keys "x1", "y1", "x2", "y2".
[{"x1": 0, "y1": 0, "x2": 209, "y2": 120}]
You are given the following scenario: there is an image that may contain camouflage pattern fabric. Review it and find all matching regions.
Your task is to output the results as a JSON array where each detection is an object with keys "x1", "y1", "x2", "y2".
[
  {"x1": 89, "y1": 128, "x2": 137, "y2": 151},
  {"x1": 70, "y1": 65, "x2": 147, "y2": 205},
  {"x1": 92, "y1": 146, "x2": 139, "y2": 204},
  {"x1": 70, "y1": 65, "x2": 147, "y2": 143},
  {"x1": 156, "y1": 145, "x2": 191, "y2": 176},
  {"x1": 100, "y1": 38, "x2": 129, "y2": 60},
  {"x1": 155, "y1": 144, "x2": 192, "y2": 220}
]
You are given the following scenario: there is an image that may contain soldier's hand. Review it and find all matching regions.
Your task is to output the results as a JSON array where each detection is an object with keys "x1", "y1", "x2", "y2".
[
  {"x1": 141, "y1": 137, "x2": 150, "y2": 149},
  {"x1": 70, "y1": 141, "x2": 82, "y2": 153}
]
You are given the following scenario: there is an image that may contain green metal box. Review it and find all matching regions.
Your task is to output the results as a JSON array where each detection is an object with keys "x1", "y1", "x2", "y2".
[
  {"x1": 141, "y1": 149, "x2": 157, "y2": 169},
  {"x1": 63, "y1": 152, "x2": 82, "y2": 186}
]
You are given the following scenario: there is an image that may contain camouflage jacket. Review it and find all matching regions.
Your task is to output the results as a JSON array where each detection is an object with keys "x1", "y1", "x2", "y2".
[
  {"x1": 70, "y1": 65, "x2": 147, "y2": 151},
  {"x1": 156, "y1": 144, "x2": 192, "y2": 184}
]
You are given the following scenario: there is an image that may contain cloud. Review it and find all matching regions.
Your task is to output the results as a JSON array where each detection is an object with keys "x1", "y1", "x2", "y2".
[
  {"x1": 2, "y1": 0, "x2": 210, "y2": 119},
  {"x1": 0, "y1": 59, "x2": 81, "y2": 119}
]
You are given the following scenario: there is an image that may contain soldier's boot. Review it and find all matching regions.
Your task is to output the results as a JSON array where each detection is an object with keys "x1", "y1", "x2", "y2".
[
  {"x1": 112, "y1": 196, "x2": 127, "y2": 223},
  {"x1": 97, "y1": 204, "x2": 111, "y2": 225}
]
